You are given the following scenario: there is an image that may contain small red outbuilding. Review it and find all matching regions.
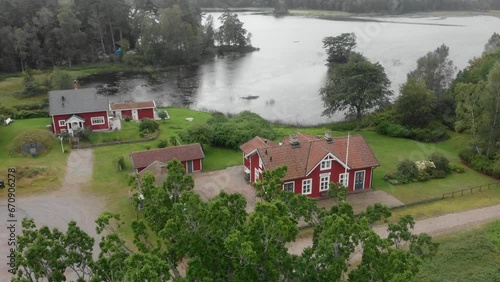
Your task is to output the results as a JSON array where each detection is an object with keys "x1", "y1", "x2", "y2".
[{"x1": 111, "y1": 101, "x2": 157, "y2": 121}]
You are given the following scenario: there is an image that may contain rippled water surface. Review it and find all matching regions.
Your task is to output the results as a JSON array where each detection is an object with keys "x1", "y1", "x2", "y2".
[{"x1": 81, "y1": 13, "x2": 500, "y2": 124}]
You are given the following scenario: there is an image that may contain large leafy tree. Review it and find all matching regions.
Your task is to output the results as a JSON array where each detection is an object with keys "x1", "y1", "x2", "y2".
[
  {"x1": 13, "y1": 163, "x2": 438, "y2": 281},
  {"x1": 320, "y1": 53, "x2": 392, "y2": 130},
  {"x1": 216, "y1": 12, "x2": 251, "y2": 47},
  {"x1": 484, "y1": 32, "x2": 500, "y2": 53},
  {"x1": 322, "y1": 33, "x2": 357, "y2": 64},
  {"x1": 396, "y1": 78, "x2": 436, "y2": 128}
]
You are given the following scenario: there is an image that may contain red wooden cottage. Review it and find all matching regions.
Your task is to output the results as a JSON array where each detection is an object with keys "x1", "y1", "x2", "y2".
[
  {"x1": 130, "y1": 144, "x2": 205, "y2": 174},
  {"x1": 49, "y1": 88, "x2": 110, "y2": 136},
  {"x1": 240, "y1": 132, "x2": 380, "y2": 198},
  {"x1": 110, "y1": 101, "x2": 157, "y2": 121}
]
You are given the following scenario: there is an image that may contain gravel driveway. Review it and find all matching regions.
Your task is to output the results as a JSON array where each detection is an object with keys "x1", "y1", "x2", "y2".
[{"x1": 0, "y1": 149, "x2": 103, "y2": 280}]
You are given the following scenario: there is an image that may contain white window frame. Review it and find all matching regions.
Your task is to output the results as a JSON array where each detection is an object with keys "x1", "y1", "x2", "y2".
[
  {"x1": 355, "y1": 171, "x2": 365, "y2": 190},
  {"x1": 320, "y1": 174, "x2": 330, "y2": 192},
  {"x1": 302, "y1": 179, "x2": 312, "y2": 195},
  {"x1": 320, "y1": 160, "x2": 332, "y2": 170},
  {"x1": 91, "y1": 116, "x2": 105, "y2": 125},
  {"x1": 259, "y1": 157, "x2": 263, "y2": 168},
  {"x1": 254, "y1": 169, "x2": 260, "y2": 183},
  {"x1": 339, "y1": 173, "x2": 349, "y2": 187},
  {"x1": 283, "y1": 181, "x2": 294, "y2": 193},
  {"x1": 58, "y1": 120, "x2": 66, "y2": 126}
]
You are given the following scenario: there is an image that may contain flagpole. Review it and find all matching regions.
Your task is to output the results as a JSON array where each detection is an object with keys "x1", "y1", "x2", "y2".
[{"x1": 345, "y1": 132, "x2": 350, "y2": 176}]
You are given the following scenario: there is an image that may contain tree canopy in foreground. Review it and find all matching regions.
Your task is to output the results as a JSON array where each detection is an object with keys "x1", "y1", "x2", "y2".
[{"x1": 12, "y1": 160, "x2": 438, "y2": 281}]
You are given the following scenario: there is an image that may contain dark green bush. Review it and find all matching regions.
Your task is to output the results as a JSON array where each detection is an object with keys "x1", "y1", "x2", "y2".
[
  {"x1": 330, "y1": 120, "x2": 357, "y2": 131},
  {"x1": 460, "y1": 149, "x2": 499, "y2": 179},
  {"x1": 117, "y1": 156, "x2": 125, "y2": 170},
  {"x1": 450, "y1": 164, "x2": 465, "y2": 174},
  {"x1": 50, "y1": 68, "x2": 73, "y2": 90},
  {"x1": 377, "y1": 122, "x2": 410, "y2": 138},
  {"x1": 408, "y1": 127, "x2": 449, "y2": 143},
  {"x1": 14, "y1": 110, "x2": 49, "y2": 119},
  {"x1": 157, "y1": 139, "x2": 168, "y2": 148},
  {"x1": 77, "y1": 126, "x2": 93, "y2": 142},
  {"x1": 363, "y1": 108, "x2": 399, "y2": 128},
  {"x1": 397, "y1": 159, "x2": 419, "y2": 182},
  {"x1": 139, "y1": 118, "x2": 159, "y2": 133},
  {"x1": 429, "y1": 152, "x2": 450, "y2": 174},
  {"x1": 124, "y1": 116, "x2": 131, "y2": 122}
]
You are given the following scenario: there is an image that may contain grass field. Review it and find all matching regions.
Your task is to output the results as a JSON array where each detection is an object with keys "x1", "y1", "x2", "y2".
[
  {"x1": 415, "y1": 220, "x2": 500, "y2": 282},
  {"x1": 0, "y1": 118, "x2": 69, "y2": 195}
]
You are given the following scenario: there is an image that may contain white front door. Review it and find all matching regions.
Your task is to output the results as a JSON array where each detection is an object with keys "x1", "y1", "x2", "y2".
[{"x1": 132, "y1": 110, "x2": 139, "y2": 120}]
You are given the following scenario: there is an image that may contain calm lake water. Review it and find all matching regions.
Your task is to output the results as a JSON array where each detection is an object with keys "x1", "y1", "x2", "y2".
[{"x1": 81, "y1": 13, "x2": 500, "y2": 124}]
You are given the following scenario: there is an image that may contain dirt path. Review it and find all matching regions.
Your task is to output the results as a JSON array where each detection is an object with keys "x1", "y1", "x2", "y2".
[
  {"x1": 287, "y1": 204, "x2": 500, "y2": 255},
  {"x1": 0, "y1": 149, "x2": 103, "y2": 280}
]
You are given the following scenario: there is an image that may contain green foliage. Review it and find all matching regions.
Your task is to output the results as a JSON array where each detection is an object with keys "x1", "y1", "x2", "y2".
[
  {"x1": 20, "y1": 68, "x2": 46, "y2": 97},
  {"x1": 124, "y1": 116, "x2": 131, "y2": 122},
  {"x1": 138, "y1": 118, "x2": 159, "y2": 133},
  {"x1": 408, "y1": 126, "x2": 449, "y2": 143},
  {"x1": 450, "y1": 163, "x2": 465, "y2": 173},
  {"x1": 377, "y1": 122, "x2": 410, "y2": 138},
  {"x1": 320, "y1": 52, "x2": 392, "y2": 130},
  {"x1": 397, "y1": 159, "x2": 419, "y2": 181},
  {"x1": 50, "y1": 68, "x2": 73, "y2": 90},
  {"x1": 10, "y1": 129, "x2": 54, "y2": 156},
  {"x1": 396, "y1": 78, "x2": 436, "y2": 128},
  {"x1": 13, "y1": 218, "x2": 94, "y2": 281},
  {"x1": 157, "y1": 139, "x2": 168, "y2": 148},
  {"x1": 117, "y1": 156, "x2": 125, "y2": 170},
  {"x1": 158, "y1": 110, "x2": 168, "y2": 120},
  {"x1": 77, "y1": 126, "x2": 93, "y2": 142},
  {"x1": 429, "y1": 152, "x2": 450, "y2": 173},
  {"x1": 216, "y1": 12, "x2": 252, "y2": 47},
  {"x1": 322, "y1": 33, "x2": 357, "y2": 64},
  {"x1": 180, "y1": 111, "x2": 276, "y2": 150},
  {"x1": 169, "y1": 136, "x2": 179, "y2": 146},
  {"x1": 460, "y1": 149, "x2": 500, "y2": 178},
  {"x1": 484, "y1": 32, "x2": 500, "y2": 53}
]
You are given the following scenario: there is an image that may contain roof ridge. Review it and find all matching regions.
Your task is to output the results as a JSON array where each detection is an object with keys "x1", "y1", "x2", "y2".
[
  {"x1": 131, "y1": 143, "x2": 201, "y2": 154},
  {"x1": 304, "y1": 142, "x2": 313, "y2": 175}
]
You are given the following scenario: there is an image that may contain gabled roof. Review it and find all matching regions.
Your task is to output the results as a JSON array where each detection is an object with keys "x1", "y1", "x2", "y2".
[
  {"x1": 49, "y1": 88, "x2": 109, "y2": 116},
  {"x1": 246, "y1": 132, "x2": 379, "y2": 181},
  {"x1": 239, "y1": 136, "x2": 277, "y2": 156},
  {"x1": 66, "y1": 114, "x2": 85, "y2": 122},
  {"x1": 138, "y1": 160, "x2": 167, "y2": 186},
  {"x1": 130, "y1": 143, "x2": 205, "y2": 170},
  {"x1": 110, "y1": 101, "x2": 156, "y2": 111}
]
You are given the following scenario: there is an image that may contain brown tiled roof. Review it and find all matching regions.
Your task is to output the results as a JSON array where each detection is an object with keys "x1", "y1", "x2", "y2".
[
  {"x1": 239, "y1": 136, "x2": 277, "y2": 156},
  {"x1": 131, "y1": 143, "x2": 204, "y2": 170},
  {"x1": 111, "y1": 101, "x2": 156, "y2": 110},
  {"x1": 138, "y1": 161, "x2": 167, "y2": 186},
  {"x1": 253, "y1": 133, "x2": 379, "y2": 181}
]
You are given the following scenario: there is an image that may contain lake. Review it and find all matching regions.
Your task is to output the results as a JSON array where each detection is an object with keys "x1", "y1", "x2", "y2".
[{"x1": 81, "y1": 13, "x2": 500, "y2": 124}]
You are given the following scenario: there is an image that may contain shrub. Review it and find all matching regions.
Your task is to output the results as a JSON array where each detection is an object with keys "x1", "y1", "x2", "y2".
[
  {"x1": 77, "y1": 126, "x2": 93, "y2": 142},
  {"x1": 124, "y1": 116, "x2": 131, "y2": 122},
  {"x1": 139, "y1": 132, "x2": 145, "y2": 138},
  {"x1": 408, "y1": 127, "x2": 449, "y2": 143},
  {"x1": 14, "y1": 110, "x2": 49, "y2": 119},
  {"x1": 139, "y1": 118, "x2": 159, "y2": 133},
  {"x1": 450, "y1": 164, "x2": 465, "y2": 174},
  {"x1": 330, "y1": 120, "x2": 357, "y2": 131},
  {"x1": 377, "y1": 122, "x2": 409, "y2": 138},
  {"x1": 363, "y1": 108, "x2": 398, "y2": 128},
  {"x1": 170, "y1": 136, "x2": 179, "y2": 146},
  {"x1": 50, "y1": 68, "x2": 73, "y2": 90},
  {"x1": 397, "y1": 159, "x2": 419, "y2": 182},
  {"x1": 117, "y1": 156, "x2": 125, "y2": 170},
  {"x1": 158, "y1": 110, "x2": 168, "y2": 120},
  {"x1": 157, "y1": 139, "x2": 168, "y2": 148},
  {"x1": 429, "y1": 152, "x2": 450, "y2": 174}
]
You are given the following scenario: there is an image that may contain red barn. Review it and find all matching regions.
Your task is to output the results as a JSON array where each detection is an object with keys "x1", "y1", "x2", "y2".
[
  {"x1": 130, "y1": 144, "x2": 205, "y2": 174},
  {"x1": 110, "y1": 101, "x2": 158, "y2": 120},
  {"x1": 49, "y1": 88, "x2": 110, "y2": 136},
  {"x1": 239, "y1": 132, "x2": 380, "y2": 198}
]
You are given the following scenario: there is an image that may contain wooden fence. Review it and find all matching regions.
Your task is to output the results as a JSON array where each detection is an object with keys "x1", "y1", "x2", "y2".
[{"x1": 442, "y1": 182, "x2": 500, "y2": 199}]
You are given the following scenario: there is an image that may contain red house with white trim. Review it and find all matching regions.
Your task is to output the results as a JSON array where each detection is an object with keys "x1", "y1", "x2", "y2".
[
  {"x1": 239, "y1": 132, "x2": 380, "y2": 198},
  {"x1": 110, "y1": 101, "x2": 158, "y2": 121},
  {"x1": 49, "y1": 88, "x2": 110, "y2": 136},
  {"x1": 130, "y1": 144, "x2": 205, "y2": 174}
]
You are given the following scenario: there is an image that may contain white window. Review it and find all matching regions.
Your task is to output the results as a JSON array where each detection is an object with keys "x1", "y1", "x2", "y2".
[
  {"x1": 259, "y1": 157, "x2": 263, "y2": 168},
  {"x1": 58, "y1": 120, "x2": 66, "y2": 126},
  {"x1": 302, "y1": 179, "x2": 312, "y2": 195},
  {"x1": 283, "y1": 182, "x2": 294, "y2": 193},
  {"x1": 320, "y1": 175, "x2": 330, "y2": 192},
  {"x1": 254, "y1": 169, "x2": 260, "y2": 183},
  {"x1": 320, "y1": 160, "x2": 332, "y2": 170},
  {"x1": 339, "y1": 173, "x2": 349, "y2": 187},
  {"x1": 91, "y1": 116, "x2": 105, "y2": 125}
]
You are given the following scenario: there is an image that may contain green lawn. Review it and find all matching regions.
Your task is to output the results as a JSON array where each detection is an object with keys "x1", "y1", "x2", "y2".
[
  {"x1": 415, "y1": 220, "x2": 500, "y2": 282},
  {"x1": 0, "y1": 118, "x2": 69, "y2": 195}
]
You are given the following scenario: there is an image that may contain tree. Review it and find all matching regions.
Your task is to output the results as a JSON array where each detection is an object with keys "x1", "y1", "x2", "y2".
[
  {"x1": 396, "y1": 78, "x2": 436, "y2": 128},
  {"x1": 13, "y1": 218, "x2": 94, "y2": 281},
  {"x1": 320, "y1": 53, "x2": 392, "y2": 130},
  {"x1": 55, "y1": 1, "x2": 86, "y2": 66},
  {"x1": 158, "y1": 110, "x2": 168, "y2": 120},
  {"x1": 51, "y1": 67, "x2": 73, "y2": 90},
  {"x1": 216, "y1": 12, "x2": 251, "y2": 47},
  {"x1": 408, "y1": 44, "x2": 456, "y2": 98},
  {"x1": 273, "y1": 0, "x2": 289, "y2": 16},
  {"x1": 482, "y1": 62, "x2": 500, "y2": 157},
  {"x1": 322, "y1": 33, "x2": 357, "y2": 64},
  {"x1": 484, "y1": 32, "x2": 500, "y2": 53}
]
